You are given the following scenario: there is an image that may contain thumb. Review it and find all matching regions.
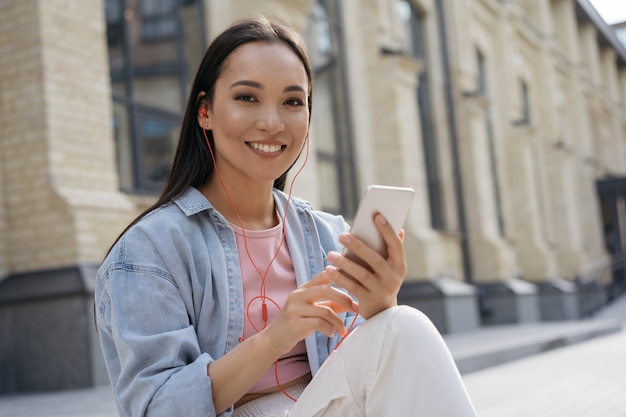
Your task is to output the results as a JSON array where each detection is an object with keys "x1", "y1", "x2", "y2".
[{"x1": 301, "y1": 270, "x2": 333, "y2": 288}]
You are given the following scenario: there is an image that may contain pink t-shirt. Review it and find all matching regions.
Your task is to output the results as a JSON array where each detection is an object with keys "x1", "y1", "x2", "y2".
[{"x1": 230, "y1": 216, "x2": 310, "y2": 393}]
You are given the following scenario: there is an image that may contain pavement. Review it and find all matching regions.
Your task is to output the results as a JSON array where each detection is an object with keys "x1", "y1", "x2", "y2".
[
  {"x1": 460, "y1": 295, "x2": 626, "y2": 417},
  {"x1": 0, "y1": 294, "x2": 624, "y2": 417}
]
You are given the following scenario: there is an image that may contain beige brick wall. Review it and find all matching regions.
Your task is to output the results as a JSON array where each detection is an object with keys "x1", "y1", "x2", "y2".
[
  {"x1": 448, "y1": 0, "x2": 625, "y2": 282},
  {"x1": 0, "y1": 127, "x2": 7, "y2": 279},
  {"x1": 0, "y1": 0, "x2": 135, "y2": 273},
  {"x1": 0, "y1": 0, "x2": 624, "y2": 286}
]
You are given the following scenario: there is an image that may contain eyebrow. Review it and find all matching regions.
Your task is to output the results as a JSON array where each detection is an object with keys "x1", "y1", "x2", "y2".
[{"x1": 230, "y1": 80, "x2": 306, "y2": 94}]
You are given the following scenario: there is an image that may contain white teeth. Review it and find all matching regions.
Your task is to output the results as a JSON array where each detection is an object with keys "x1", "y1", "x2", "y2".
[{"x1": 249, "y1": 142, "x2": 282, "y2": 153}]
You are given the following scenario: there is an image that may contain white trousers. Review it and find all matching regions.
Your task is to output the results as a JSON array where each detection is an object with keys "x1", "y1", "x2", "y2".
[{"x1": 233, "y1": 306, "x2": 476, "y2": 417}]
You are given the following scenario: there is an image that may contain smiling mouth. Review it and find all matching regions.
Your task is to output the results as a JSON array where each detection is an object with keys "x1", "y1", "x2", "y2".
[{"x1": 248, "y1": 142, "x2": 285, "y2": 153}]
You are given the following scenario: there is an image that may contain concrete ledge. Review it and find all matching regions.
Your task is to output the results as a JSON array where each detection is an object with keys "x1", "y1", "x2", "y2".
[
  {"x1": 445, "y1": 319, "x2": 622, "y2": 374},
  {"x1": 0, "y1": 265, "x2": 106, "y2": 394},
  {"x1": 0, "y1": 265, "x2": 98, "y2": 303},
  {"x1": 398, "y1": 278, "x2": 480, "y2": 334},
  {"x1": 538, "y1": 278, "x2": 581, "y2": 321},
  {"x1": 577, "y1": 280, "x2": 609, "y2": 317},
  {"x1": 478, "y1": 278, "x2": 540, "y2": 326}
]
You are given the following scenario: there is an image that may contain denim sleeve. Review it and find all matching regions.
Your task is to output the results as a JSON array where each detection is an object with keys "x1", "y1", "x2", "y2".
[
  {"x1": 310, "y1": 211, "x2": 366, "y2": 352},
  {"x1": 98, "y1": 264, "x2": 229, "y2": 417}
]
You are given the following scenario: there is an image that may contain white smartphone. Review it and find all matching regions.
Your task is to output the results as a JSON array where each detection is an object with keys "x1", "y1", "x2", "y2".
[{"x1": 344, "y1": 185, "x2": 415, "y2": 262}]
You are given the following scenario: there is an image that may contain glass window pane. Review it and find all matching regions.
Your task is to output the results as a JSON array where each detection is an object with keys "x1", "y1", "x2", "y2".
[
  {"x1": 397, "y1": 0, "x2": 424, "y2": 58},
  {"x1": 304, "y1": 2, "x2": 333, "y2": 70},
  {"x1": 105, "y1": 0, "x2": 203, "y2": 193},
  {"x1": 134, "y1": 75, "x2": 182, "y2": 114},
  {"x1": 306, "y1": 0, "x2": 358, "y2": 216},
  {"x1": 141, "y1": 0, "x2": 178, "y2": 41},
  {"x1": 311, "y1": 71, "x2": 337, "y2": 154},
  {"x1": 318, "y1": 160, "x2": 340, "y2": 213},
  {"x1": 137, "y1": 113, "x2": 179, "y2": 191},
  {"x1": 112, "y1": 102, "x2": 134, "y2": 191}
]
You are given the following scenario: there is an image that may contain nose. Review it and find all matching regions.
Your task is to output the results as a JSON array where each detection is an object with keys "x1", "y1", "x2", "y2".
[{"x1": 255, "y1": 104, "x2": 285, "y2": 134}]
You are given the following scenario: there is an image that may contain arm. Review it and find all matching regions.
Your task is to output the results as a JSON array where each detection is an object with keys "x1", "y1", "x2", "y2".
[
  {"x1": 206, "y1": 328, "x2": 279, "y2": 413},
  {"x1": 98, "y1": 265, "x2": 217, "y2": 417},
  {"x1": 208, "y1": 272, "x2": 357, "y2": 414},
  {"x1": 98, "y1": 218, "x2": 357, "y2": 416}
]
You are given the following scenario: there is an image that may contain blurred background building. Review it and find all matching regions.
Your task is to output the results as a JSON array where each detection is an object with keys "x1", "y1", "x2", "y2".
[{"x1": 0, "y1": 0, "x2": 625, "y2": 394}]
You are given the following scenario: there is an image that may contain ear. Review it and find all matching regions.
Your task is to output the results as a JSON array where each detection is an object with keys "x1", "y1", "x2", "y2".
[
  {"x1": 196, "y1": 91, "x2": 212, "y2": 130},
  {"x1": 197, "y1": 102, "x2": 212, "y2": 130}
]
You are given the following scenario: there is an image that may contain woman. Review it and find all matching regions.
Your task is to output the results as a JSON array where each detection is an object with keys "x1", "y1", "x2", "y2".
[{"x1": 95, "y1": 15, "x2": 476, "y2": 417}]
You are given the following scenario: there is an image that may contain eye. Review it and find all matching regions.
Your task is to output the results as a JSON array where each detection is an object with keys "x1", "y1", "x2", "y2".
[
  {"x1": 284, "y1": 98, "x2": 305, "y2": 106},
  {"x1": 236, "y1": 94, "x2": 257, "y2": 103}
]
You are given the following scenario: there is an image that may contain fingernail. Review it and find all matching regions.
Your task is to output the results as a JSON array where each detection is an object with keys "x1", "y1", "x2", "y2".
[
  {"x1": 377, "y1": 214, "x2": 387, "y2": 224},
  {"x1": 328, "y1": 251, "x2": 340, "y2": 261},
  {"x1": 339, "y1": 234, "x2": 351, "y2": 244}
]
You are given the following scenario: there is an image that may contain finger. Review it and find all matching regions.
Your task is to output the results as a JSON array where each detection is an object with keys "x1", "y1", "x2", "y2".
[
  {"x1": 301, "y1": 316, "x2": 341, "y2": 338},
  {"x1": 315, "y1": 299, "x2": 357, "y2": 314},
  {"x1": 337, "y1": 233, "x2": 381, "y2": 272},
  {"x1": 325, "y1": 264, "x2": 370, "y2": 298},
  {"x1": 374, "y1": 214, "x2": 405, "y2": 266},
  {"x1": 328, "y1": 248, "x2": 378, "y2": 290},
  {"x1": 299, "y1": 303, "x2": 348, "y2": 336},
  {"x1": 301, "y1": 282, "x2": 357, "y2": 312},
  {"x1": 300, "y1": 270, "x2": 333, "y2": 289}
]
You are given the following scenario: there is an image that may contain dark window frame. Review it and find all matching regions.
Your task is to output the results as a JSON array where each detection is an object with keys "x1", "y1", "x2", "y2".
[
  {"x1": 308, "y1": 0, "x2": 359, "y2": 216},
  {"x1": 105, "y1": 0, "x2": 204, "y2": 194},
  {"x1": 477, "y1": 47, "x2": 506, "y2": 237},
  {"x1": 401, "y1": 0, "x2": 446, "y2": 230}
]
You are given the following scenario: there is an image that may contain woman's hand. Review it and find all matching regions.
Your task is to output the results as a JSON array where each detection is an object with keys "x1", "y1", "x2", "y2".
[
  {"x1": 209, "y1": 272, "x2": 356, "y2": 413},
  {"x1": 259, "y1": 272, "x2": 358, "y2": 356},
  {"x1": 325, "y1": 213, "x2": 407, "y2": 320}
]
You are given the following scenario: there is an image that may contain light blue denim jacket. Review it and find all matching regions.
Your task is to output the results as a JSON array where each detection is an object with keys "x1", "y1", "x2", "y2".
[{"x1": 95, "y1": 187, "x2": 361, "y2": 417}]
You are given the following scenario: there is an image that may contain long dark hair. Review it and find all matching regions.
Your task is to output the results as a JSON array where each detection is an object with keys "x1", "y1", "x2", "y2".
[{"x1": 107, "y1": 15, "x2": 313, "y2": 253}]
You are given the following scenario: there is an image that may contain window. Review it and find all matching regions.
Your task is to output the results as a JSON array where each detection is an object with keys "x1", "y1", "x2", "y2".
[
  {"x1": 531, "y1": 142, "x2": 551, "y2": 245},
  {"x1": 141, "y1": 0, "x2": 178, "y2": 41},
  {"x1": 615, "y1": 27, "x2": 626, "y2": 50},
  {"x1": 105, "y1": 0, "x2": 124, "y2": 46},
  {"x1": 305, "y1": 0, "x2": 358, "y2": 216},
  {"x1": 477, "y1": 48, "x2": 505, "y2": 237},
  {"x1": 513, "y1": 80, "x2": 531, "y2": 126},
  {"x1": 105, "y1": 0, "x2": 205, "y2": 193},
  {"x1": 397, "y1": 0, "x2": 445, "y2": 229}
]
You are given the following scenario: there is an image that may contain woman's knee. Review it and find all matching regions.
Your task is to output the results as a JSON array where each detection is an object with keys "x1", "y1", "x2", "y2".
[
  {"x1": 376, "y1": 305, "x2": 437, "y2": 331},
  {"x1": 378, "y1": 305, "x2": 446, "y2": 349}
]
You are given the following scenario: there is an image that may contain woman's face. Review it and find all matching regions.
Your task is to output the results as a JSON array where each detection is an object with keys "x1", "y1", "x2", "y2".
[{"x1": 200, "y1": 41, "x2": 310, "y2": 187}]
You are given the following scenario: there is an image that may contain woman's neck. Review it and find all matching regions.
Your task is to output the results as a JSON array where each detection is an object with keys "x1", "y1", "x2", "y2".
[{"x1": 200, "y1": 179, "x2": 278, "y2": 230}]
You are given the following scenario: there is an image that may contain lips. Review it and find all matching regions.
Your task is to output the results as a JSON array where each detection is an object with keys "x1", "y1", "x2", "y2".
[{"x1": 247, "y1": 142, "x2": 285, "y2": 153}]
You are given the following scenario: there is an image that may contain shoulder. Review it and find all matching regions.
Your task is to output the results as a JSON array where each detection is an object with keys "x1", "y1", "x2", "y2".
[{"x1": 103, "y1": 188, "x2": 218, "y2": 269}]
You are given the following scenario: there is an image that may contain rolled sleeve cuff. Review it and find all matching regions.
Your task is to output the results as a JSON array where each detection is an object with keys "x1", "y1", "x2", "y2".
[{"x1": 147, "y1": 353, "x2": 231, "y2": 417}]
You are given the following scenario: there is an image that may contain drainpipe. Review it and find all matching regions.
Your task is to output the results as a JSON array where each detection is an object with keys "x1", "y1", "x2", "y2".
[
  {"x1": 436, "y1": 0, "x2": 494, "y2": 318},
  {"x1": 435, "y1": 0, "x2": 474, "y2": 286}
]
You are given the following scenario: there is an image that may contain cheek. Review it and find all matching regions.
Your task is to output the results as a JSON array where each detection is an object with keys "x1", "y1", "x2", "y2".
[
  {"x1": 286, "y1": 112, "x2": 310, "y2": 137},
  {"x1": 212, "y1": 106, "x2": 252, "y2": 135}
]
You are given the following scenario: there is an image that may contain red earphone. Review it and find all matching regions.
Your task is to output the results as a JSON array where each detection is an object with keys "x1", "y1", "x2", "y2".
[{"x1": 199, "y1": 110, "x2": 357, "y2": 401}]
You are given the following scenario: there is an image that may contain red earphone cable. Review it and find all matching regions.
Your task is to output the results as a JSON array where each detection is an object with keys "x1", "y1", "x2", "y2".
[{"x1": 201, "y1": 127, "x2": 357, "y2": 401}]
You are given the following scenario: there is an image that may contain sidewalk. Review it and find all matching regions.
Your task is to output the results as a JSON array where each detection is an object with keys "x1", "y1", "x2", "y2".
[
  {"x1": 462, "y1": 294, "x2": 626, "y2": 417},
  {"x1": 0, "y1": 295, "x2": 624, "y2": 417}
]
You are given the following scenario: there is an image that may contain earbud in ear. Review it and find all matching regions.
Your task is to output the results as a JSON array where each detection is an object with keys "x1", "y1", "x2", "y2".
[{"x1": 199, "y1": 108, "x2": 208, "y2": 118}]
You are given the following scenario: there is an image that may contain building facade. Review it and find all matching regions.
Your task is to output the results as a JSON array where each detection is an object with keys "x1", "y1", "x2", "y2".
[{"x1": 0, "y1": 0, "x2": 624, "y2": 393}]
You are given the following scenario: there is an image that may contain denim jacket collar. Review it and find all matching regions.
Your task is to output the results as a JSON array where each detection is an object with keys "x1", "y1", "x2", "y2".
[{"x1": 173, "y1": 186, "x2": 313, "y2": 221}]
